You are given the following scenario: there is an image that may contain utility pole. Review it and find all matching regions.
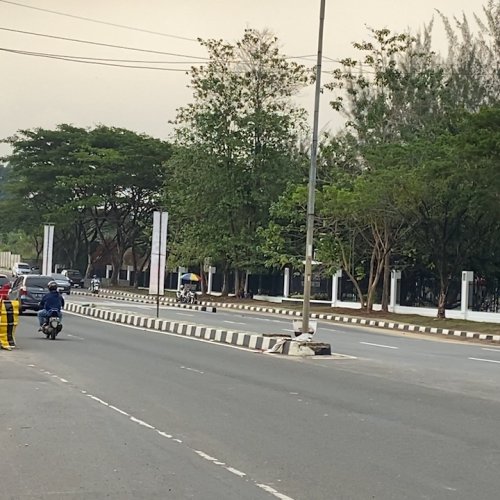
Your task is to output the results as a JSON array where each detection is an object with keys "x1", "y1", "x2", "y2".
[{"x1": 301, "y1": 0, "x2": 326, "y2": 336}]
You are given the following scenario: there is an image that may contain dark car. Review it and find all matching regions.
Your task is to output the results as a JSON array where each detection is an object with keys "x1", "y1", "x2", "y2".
[
  {"x1": 8, "y1": 274, "x2": 54, "y2": 313},
  {"x1": 0, "y1": 274, "x2": 11, "y2": 300},
  {"x1": 51, "y1": 273, "x2": 71, "y2": 295},
  {"x1": 61, "y1": 269, "x2": 84, "y2": 288}
]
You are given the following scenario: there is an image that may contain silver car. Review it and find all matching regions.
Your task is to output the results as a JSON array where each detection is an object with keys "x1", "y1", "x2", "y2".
[
  {"x1": 51, "y1": 274, "x2": 72, "y2": 295},
  {"x1": 12, "y1": 262, "x2": 31, "y2": 278}
]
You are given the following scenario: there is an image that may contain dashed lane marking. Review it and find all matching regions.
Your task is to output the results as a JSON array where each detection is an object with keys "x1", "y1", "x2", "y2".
[
  {"x1": 360, "y1": 341, "x2": 399, "y2": 350},
  {"x1": 468, "y1": 357, "x2": 500, "y2": 364},
  {"x1": 180, "y1": 366, "x2": 204, "y2": 375},
  {"x1": 26, "y1": 363, "x2": 296, "y2": 500}
]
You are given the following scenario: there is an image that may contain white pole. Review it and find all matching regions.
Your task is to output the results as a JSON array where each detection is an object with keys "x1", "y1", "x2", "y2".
[
  {"x1": 390, "y1": 270, "x2": 401, "y2": 312},
  {"x1": 461, "y1": 271, "x2": 473, "y2": 319},
  {"x1": 207, "y1": 266, "x2": 216, "y2": 294},
  {"x1": 283, "y1": 267, "x2": 290, "y2": 298},
  {"x1": 331, "y1": 270, "x2": 341, "y2": 307},
  {"x1": 42, "y1": 224, "x2": 54, "y2": 275},
  {"x1": 148, "y1": 211, "x2": 169, "y2": 296}
]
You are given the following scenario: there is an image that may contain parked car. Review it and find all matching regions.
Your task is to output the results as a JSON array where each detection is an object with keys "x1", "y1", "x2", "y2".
[
  {"x1": 9, "y1": 274, "x2": 53, "y2": 313},
  {"x1": 0, "y1": 274, "x2": 11, "y2": 300},
  {"x1": 61, "y1": 269, "x2": 84, "y2": 288},
  {"x1": 51, "y1": 273, "x2": 71, "y2": 294},
  {"x1": 12, "y1": 262, "x2": 31, "y2": 278}
]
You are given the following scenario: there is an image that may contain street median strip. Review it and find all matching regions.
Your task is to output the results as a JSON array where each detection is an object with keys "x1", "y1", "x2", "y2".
[
  {"x1": 77, "y1": 288, "x2": 500, "y2": 344},
  {"x1": 72, "y1": 290, "x2": 216, "y2": 312},
  {"x1": 66, "y1": 302, "x2": 281, "y2": 352}
]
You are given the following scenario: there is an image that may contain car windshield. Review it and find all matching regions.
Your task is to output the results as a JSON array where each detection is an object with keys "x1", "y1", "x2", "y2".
[
  {"x1": 0, "y1": 276, "x2": 9, "y2": 285},
  {"x1": 18, "y1": 264, "x2": 30, "y2": 269},
  {"x1": 66, "y1": 270, "x2": 82, "y2": 277},
  {"x1": 25, "y1": 277, "x2": 52, "y2": 288},
  {"x1": 52, "y1": 274, "x2": 69, "y2": 280}
]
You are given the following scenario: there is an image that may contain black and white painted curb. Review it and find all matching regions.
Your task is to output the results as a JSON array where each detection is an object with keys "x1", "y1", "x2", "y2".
[
  {"x1": 76, "y1": 288, "x2": 500, "y2": 344},
  {"x1": 66, "y1": 302, "x2": 287, "y2": 352},
  {"x1": 72, "y1": 290, "x2": 216, "y2": 313}
]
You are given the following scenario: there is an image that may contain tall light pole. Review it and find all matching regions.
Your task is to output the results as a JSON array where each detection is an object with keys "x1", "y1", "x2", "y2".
[{"x1": 301, "y1": 0, "x2": 326, "y2": 335}]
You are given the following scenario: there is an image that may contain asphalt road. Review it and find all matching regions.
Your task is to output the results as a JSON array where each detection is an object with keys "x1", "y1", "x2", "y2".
[
  {"x1": 2, "y1": 307, "x2": 500, "y2": 499},
  {"x1": 70, "y1": 294, "x2": 500, "y2": 401}
]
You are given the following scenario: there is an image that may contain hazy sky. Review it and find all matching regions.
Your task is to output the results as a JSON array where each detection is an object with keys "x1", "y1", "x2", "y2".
[{"x1": 0, "y1": 0, "x2": 488, "y2": 157}]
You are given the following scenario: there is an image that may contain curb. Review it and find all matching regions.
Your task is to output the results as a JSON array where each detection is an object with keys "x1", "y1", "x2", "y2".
[
  {"x1": 72, "y1": 290, "x2": 216, "y2": 313},
  {"x1": 65, "y1": 302, "x2": 280, "y2": 352},
  {"x1": 87, "y1": 288, "x2": 500, "y2": 344}
]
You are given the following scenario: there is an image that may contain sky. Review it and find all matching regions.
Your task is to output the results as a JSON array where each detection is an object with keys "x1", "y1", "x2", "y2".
[{"x1": 0, "y1": 0, "x2": 489, "y2": 158}]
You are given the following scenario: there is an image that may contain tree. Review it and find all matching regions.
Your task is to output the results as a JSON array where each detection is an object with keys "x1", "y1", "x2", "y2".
[
  {"x1": 2, "y1": 125, "x2": 172, "y2": 283},
  {"x1": 168, "y1": 29, "x2": 309, "y2": 294},
  {"x1": 377, "y1": 108, "x2": 500, "y2": 318}
]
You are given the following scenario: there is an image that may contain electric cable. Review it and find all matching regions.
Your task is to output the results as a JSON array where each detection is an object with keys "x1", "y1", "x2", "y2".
[
  {"x1": 0, "y1": 47, "x2": 192, "y2": 71},
  {"x1": 0, "y1": 26, "x2": 208, "y2": 59},
  {"x1": 0, "y1": 0, "x2": 197, "y2": 41}
]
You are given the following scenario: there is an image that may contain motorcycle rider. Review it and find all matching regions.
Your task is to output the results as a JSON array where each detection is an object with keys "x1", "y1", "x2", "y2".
[
  {"x1": 38, "y1": 280, "x2": 65, "y2": 331},
  {"x1": 90, "y1": 274, "x2": 100, "y2": 292}
]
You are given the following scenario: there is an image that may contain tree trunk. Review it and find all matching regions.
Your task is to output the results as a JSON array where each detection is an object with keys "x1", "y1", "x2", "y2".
[
  {"x1": 381, "y1": 252, "x2": 391, "y2": 312},
  {"x1": 234, "y1": 269, "x2": 241, "y2": 297},
  {"x1": 84, "y1": 252, "x2": 93, "y2": 280},
  {"x1": 110, "y1": 249, "x2": 125, "y2": 286},
  {"x1": 221, "y1": 263, "x2": 230, "y2": 296},
  {"x1": 244, "y1": 271, "x2": 249, "y2": 293},
  {"x1": 437, "y1": 279, "x2": 449, "y2": 319},
  {"x1": 343, "y1": 268, "x2": 365, "y2": 309},
  {"x1": 199, "y1": 262, "x2": 206, "y2": 294}
]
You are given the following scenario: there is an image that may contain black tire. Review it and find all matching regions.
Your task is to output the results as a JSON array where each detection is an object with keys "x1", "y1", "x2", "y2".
[{"x1": 50, "y1": 330, "x2": 56, "y2": 340}]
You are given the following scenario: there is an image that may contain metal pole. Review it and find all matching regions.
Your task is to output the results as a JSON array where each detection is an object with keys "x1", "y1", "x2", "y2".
[{"x1": 302, "y1": 0, "x2": 326, "y2": 335}]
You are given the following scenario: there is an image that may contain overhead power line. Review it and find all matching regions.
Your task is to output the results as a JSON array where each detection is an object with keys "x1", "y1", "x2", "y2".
[
  {"x1": 0, "y1": 0, "x2": 197, "y2": 42},
  {"x1": 0, "y1": 47, "x2": 193, "y2": 71},
  {"x1": 0, "y1": 26, "x2": 208, "y2": 59},
  {"x1": 0, "y1": 47, "x2": 206, "y2": 64}
]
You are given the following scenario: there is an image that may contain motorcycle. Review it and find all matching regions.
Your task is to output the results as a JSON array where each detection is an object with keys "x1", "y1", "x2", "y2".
[
  {"x1": 186, "y1": 290, "x2": 197, "y2": 304},
  {"x1": 41, "y1": 309, "x2": 63, "y2": 340},
  {"x1": 89, "y1": 279, "x2": 100, "y2": 295},
  {"x1": 175, "y1": 289, "x2": 197, "y2": 305}
]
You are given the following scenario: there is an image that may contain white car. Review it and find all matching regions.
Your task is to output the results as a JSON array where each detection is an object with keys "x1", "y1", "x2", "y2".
[{"x1": 12, "y1": 262, "x2": 31, "y2": 278}]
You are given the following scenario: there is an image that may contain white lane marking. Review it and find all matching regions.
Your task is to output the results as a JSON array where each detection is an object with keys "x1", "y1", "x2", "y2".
[
  {"x1": 67, "y1": 333, "x2": 85, "y2": 340},
  {"x1": 282, "y1": 329, "x2": 295, "y2": 332},
  {"x1": 482, "y1": 348, "x2": 500, "y2": 352},
  {"x1": 194, "y1": 450, "x2": 218, "y2": 461},
  {"x1": 28, "y1": 363, "x2": 296, "y2": 500},
  {"x1": 180, "y1": 366, "x2": 204, "y2": 375},
  {"x1": 109, "y1": 405, "x2": 130, "y2": 416},
  {"x1": 468, "y1": 357, "x2": 500, "y2": 364},
  {"x1": 176, "y1": 313, "x2": 195, "y2": 317},
  {"x1": 226, "y1": 467, "x2": 246, "y2": 477},
  {"x1": 360, "y1": 341, "x2": 399, "y2": 350},
  {"x1": 223, "y1": 321, "x2": 247, "y2": 326},
  {"x1": 157, "y1": 431, "x2": 173, "y2": 439},
  {"x1": 130, "y1": 416, "x2": 155, "y2": 429},
  {"x1": 257, "y1": 483, "x2": 295, "y2": 500}
]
